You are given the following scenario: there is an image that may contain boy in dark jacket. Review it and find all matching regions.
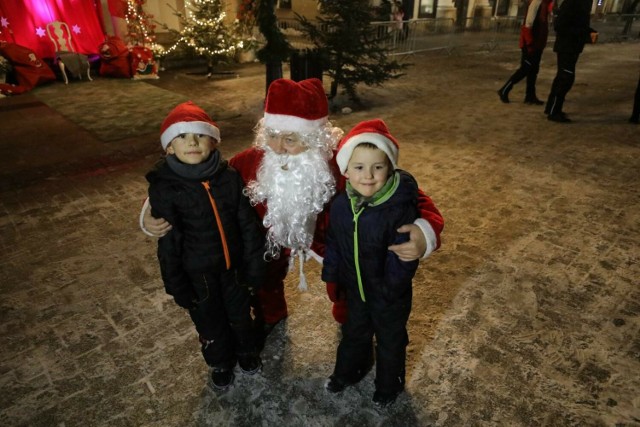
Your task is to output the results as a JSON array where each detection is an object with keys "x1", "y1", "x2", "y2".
[
  {"x1": 322, "y1": 119, "x2": 435, "y2": 407},
  {"x1": 146, "y1": 101, "x2": 266, "y2": 390}
]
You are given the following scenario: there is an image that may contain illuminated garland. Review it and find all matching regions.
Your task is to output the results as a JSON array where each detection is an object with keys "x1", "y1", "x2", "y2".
[
  {"x1": 165, "y1": 0, "x2": 241, "y2": 61},
  {"x1": 125, "y1": 0, "x2": 157, "y2": 47}
]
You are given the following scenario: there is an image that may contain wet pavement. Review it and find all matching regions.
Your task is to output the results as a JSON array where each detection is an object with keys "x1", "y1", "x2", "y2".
[{"x1": 1, "y1": 41, "x2": 639, "y2": 426}]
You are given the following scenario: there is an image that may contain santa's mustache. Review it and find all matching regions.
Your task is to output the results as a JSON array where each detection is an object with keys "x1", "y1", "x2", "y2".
[{"x1": 245, "y1": 147, "x2": 336, "y2": 258}]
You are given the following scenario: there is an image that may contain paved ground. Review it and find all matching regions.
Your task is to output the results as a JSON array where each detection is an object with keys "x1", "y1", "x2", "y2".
[{"x1": 1, "y1": 40, "x2": 639, "y2": 426}]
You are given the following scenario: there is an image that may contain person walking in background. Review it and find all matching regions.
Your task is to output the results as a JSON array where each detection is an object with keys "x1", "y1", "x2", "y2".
[
  {"x1": 498, "y1": 0, "x2": 552, "y2": 105},
  {"x1": 146, "y1": 101, "x2": 265, "y2": 390},
  {"x1": 391, "y1": 1, "x2": 407, "y2": 41},
  {"x1": 630, "y1": 57, "x2": 640, "y2": 124},
  {"x1": 544, "y1": 0, "x2": 598, "y2": 123},
  {"x1": 322, "y1": 119, "x2": 436, "y2": 408}
]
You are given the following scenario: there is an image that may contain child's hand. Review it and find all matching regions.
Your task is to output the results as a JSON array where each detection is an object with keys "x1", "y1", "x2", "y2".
[
  {"x1": 388, "y1": 224, "x2": 427, "y2": 261},
  {"x1": 143, "y1": 203, "x2": 172, "y2": 237}
]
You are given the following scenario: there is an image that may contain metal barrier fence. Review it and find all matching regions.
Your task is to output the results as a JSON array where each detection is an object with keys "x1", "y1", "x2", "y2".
[
  {"x1": 277, "y1": 14, "x2": 640, "y2": 57},
  {"x1": 371, "y1": 18, "x2": 457, "y2": 55}
]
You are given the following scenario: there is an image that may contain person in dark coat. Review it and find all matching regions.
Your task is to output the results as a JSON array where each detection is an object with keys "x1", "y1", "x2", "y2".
[
  {"x1": 146, "y1": 101, "x2": 266, "y2": 390},
  {"x1": 498, "y1": 0, "x2": 552, "y2": 105},
  {"x1": 630, "y1": 57, "x2": 640, "y2": 124},
  {"x1": 322, "y1": 119, "x2": 437, "y2": 408},
  {"x1": 544, "y1": 0, "x2": 598, "y2": 122}
]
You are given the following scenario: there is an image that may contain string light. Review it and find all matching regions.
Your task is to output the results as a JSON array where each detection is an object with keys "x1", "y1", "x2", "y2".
[
  {"x1": 164, "y1": 0, "x2": 242, "y2": 60},
  {"x1": 124, "y1": 0, "x2": 157, "y2": 47}
]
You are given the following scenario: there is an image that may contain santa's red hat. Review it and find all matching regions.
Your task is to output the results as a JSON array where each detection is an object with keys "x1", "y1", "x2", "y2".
[
  {"x1": 160, "y1": 101, "x2": 220, "y2": 149},
  {"x1": 335, "y1": 119, "x2": 399, "y2": 174},
  {"x1": 263, "y1": 78, "x2": 328, "y2": 133}
]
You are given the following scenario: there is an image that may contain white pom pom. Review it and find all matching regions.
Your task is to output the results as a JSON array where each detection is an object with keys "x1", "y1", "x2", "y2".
[{"x1": 298, "y1": 252, "x2": 308, "y2": 291}]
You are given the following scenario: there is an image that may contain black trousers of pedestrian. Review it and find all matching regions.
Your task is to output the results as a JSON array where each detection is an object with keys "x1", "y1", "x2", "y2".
[
  {"x1": 188, "y1": 269, "x2": 257, "y2": 370},
  {"x1": 631, "y1": 75, "x2": 640, "y2": 121},
  {"x1": 507, "y1": 48, "x2": 544, "y2": 99},
  {"x1": 332, "y1": 287, "x2": 412, "y2": 395},
  {"x1": 545, "y1": 51, "x2": 581, "y2": 116}
]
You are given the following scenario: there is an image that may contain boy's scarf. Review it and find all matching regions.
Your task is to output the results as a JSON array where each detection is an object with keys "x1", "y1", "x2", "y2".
[{"x1": 166, "y1": 150, "x2": 220, "y2": 180}]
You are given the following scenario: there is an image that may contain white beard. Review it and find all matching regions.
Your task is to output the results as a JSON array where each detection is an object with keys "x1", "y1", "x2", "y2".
[{"x1": 245, "y1": 147, "x2": 336, "y2": 259}]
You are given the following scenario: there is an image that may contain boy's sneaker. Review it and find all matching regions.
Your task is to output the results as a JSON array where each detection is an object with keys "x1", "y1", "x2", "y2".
[
  {"x1": 238, "y1": 355, "x2": 262, "y2": 375},
  {"x1": 372, "y1": 390, "x2": 401, "y2": 408},
  {"x1": 211, "y1": 367, "x2": 234, "y2": 390}
]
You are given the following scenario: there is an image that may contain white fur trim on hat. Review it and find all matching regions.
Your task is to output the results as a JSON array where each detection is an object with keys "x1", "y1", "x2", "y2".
[
  {"x1": 263, "y1": 112, "x2": 328, "y2": 134},
  {"x1": 336, "y1": 132, "x2": 399, "y2": 174},
  {"x1": 160, "y1": 121, "x2": 220, "y2": 150}
]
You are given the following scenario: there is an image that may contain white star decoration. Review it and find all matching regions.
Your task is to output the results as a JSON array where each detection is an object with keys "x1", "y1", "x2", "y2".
[
  {"x1": 36, "y1": 27, "x2": 46, "y2": 37},
  {"x1": 72, "y1": 24, "x2": 81, "y2": 34},
  {"x1": 1, "y1": 17, "x2": 9, "y2": 28}
]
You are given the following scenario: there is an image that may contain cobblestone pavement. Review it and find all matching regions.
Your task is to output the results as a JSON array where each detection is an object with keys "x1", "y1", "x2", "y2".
[{"x1": 1, "y1": 41, "x2": 639, "y2": 426}]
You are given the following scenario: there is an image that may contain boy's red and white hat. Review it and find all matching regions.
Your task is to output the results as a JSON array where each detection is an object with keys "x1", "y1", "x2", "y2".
[
  {"x1": 160, "y1": 101, "x2": 220, "y2": 149},
  {"x1": 336, "y1": 119, "x2": 399, "y2": 174},
  {"x1": 263, "y1": 78, "x2": 328, "y2": 133}
]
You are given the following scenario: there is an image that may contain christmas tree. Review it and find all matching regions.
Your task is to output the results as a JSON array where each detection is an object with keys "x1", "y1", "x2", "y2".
[
  {"x1": 297, "y1": 0, "x2": 407, "y2": 104},
  {"x1": 165, "y1": 0, "x2": 240, "y2": 76},
  {"x1": 125, "y1": 0, "x2": 157, "y2": 47}
]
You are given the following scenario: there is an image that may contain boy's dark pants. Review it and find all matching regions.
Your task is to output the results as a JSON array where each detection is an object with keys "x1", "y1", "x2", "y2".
[
  {"x1": 333, "y1": 288, "x2": 413, "y2": 395},
  {"x1": 188, "y1": 269, "x2": 257, "y2": 370}
]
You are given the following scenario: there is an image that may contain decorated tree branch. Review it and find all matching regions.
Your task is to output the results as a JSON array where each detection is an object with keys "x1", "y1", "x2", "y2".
[
  {"x1": 297, "y1": 0, "x2": 407, "y2": 104},
  {"x1": 125, "y1": 0, "x2": 157, "y2": 47},
  {"x1": 164, "y1": 0, "x2": 241, "y2": 77}
]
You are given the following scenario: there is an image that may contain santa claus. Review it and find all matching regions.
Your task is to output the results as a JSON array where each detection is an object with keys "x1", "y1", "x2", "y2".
[{"x1": 141, "y1": 78, "x2": 443, "y2": 331}]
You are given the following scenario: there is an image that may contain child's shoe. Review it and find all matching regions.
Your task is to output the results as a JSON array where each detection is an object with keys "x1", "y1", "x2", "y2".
[
  {"x1": 211, "y1": 367, "x2": 234, "y2": 390},
  {"x1": 238, "y1": 354, "x2": 262, "y2": 375},
  {"x1": 372, "y1": 390, "x2": 401, "y2": 408},
  {"x1": 325, "y1": 375, "x2": 352, "y2": 393}
]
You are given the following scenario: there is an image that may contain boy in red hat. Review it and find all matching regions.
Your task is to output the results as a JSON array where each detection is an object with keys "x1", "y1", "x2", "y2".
[
  {"x1": 322, "y1": 119, "x2": 427, "y2": 408},
  {"x1": 141, "y1": 78, "x2": 444, "y2": 338},
  {"x1": 145, "y1": 101, "x2": 266, "y2": 390}
]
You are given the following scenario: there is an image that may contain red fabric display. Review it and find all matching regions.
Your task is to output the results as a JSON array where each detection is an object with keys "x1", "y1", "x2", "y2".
[
  {"x1": 129, "y1": 46, "x2": 158, "y2": 80},
  {"x1": 0, "y1": 0, "x2": 105, "y2": 59},
  {"x1": 0, "y1": 41, "x2": 56, "y2": 96},
  {"x1": 98, "y1": 36, "x2": 131, "y2": 78}
]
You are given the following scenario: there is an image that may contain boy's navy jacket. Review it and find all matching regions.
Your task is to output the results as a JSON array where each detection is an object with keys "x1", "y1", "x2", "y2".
[
  {"x1": 146, "y1": 158, "x2": 265, "y2": 304},
  {"x1": 322, "y1": 170, "x2": 420, "y2": 303}
]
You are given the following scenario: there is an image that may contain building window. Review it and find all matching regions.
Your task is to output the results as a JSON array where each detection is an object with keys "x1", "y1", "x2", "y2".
[{"x1": 418, "y1": 0, "x2": 438, "y2": 18}]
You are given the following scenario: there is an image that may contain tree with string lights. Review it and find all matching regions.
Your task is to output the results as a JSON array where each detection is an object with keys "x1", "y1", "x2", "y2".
[
  {"x1": 165, "y1": 0, "x2": 240, "y2": 77},
  {"x1": 125, "y1": 0, "x2": 157, "y2": 47}
]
